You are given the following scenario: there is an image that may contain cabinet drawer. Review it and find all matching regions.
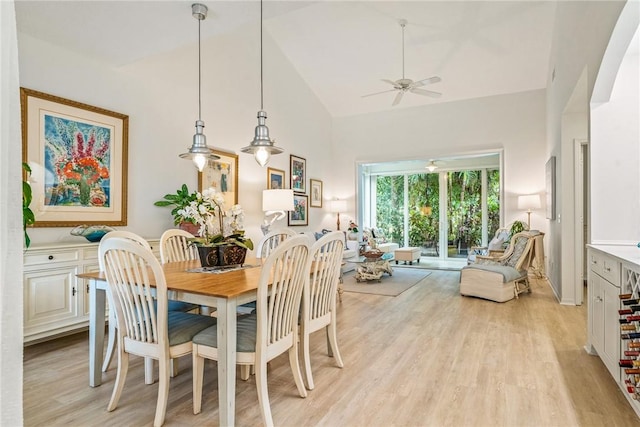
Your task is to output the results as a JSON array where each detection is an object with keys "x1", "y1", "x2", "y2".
[
  {"x1": 24, "y1": 249, "x2": 80, "y2": 266},
  {"x1": 83, "y1": 247, "x2": 99, "y2": 261},
  {"x1": 590, "y1": 251, "x2": 620, "y2": 287}
]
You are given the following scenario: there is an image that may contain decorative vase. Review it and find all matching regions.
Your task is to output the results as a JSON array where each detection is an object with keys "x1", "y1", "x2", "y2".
[
  {"x1": 197, "y1": 244, "x2": 247, "y2": 268},
  {"x1": 348, "y1": 232, "x2": 358, "y2": 241},
  {"x1": 179, "y1": 221, "x2": 200, "y2": 236}
]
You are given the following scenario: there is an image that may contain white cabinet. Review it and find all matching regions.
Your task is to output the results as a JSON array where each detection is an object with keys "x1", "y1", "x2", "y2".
[
  {"x1": 24, "y1": 239, "x2": 159, "y2": 343},
  {"x1": 587, "y1": 249, "x2": 620, "y2": 380}
]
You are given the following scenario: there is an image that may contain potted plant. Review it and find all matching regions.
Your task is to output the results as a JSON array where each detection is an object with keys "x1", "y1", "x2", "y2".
[
  {"x1": 23, "y1": 163, "x2": 35, "y2": 247},
  {"x1": 157, "y1": 186, "x2": 253, "y2": 267}
]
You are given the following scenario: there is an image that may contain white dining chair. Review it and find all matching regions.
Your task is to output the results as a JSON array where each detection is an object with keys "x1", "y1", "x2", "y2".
[
  {"x1": 159, "y1": 228, "x2": 199, "y2": 264},
  {"x1": 99, "y1": 237, "x2": 216, "y2": 427},
  {"x1": 255, "y1": 227, "x2": 298, "y2": 263},
  {"x1": 191, "y1": 234, "x2": 310, "y2": 427},
  {"x1": 301, "y1": 231, "x2": 345, "y2": 390}
]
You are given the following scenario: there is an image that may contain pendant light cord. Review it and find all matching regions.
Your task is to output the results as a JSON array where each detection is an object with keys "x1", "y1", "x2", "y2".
[
  {"x1": 401, "y1": 22, "x2": 405, "y2": 80},
  {"x1": 198, "y1": 17, "x2": 202, "y2": 121},
  {"x1": 260, "y1": 0, "x2": 264, "y2": 110}
]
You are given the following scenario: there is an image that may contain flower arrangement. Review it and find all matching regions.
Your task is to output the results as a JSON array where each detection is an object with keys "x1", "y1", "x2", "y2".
[
  {"x1": 164, "y1": 187, "x2": 253, "y2": 250},
  {"x1": 348, "y1": 221, "x2": 358, "y2": 233}
]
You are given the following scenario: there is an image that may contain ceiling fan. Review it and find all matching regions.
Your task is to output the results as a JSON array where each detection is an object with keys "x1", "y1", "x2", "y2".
[{"x1": 362, "y1": 19, "x2": 442, "y2": 106}]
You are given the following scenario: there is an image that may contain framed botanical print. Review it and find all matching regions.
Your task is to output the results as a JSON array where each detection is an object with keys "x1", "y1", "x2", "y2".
[
  {"x1": 21, "y1": 87, "x2": 129, "y2": 226},
  {"x1": 288, "y1": 194, "x2": 308, "y2": 226},
  {"x1": 310, "y1": 179, "x2": 323, "y2": 208},
  {"x1": 267, "y1": 167, "x2": 285, "y2": 190},
  {"x1": 198, "y1": 149, "x2": 238, "y2": 208},
  {"x1": 290, "y1": 154, "x2": 306, "y2": 193}
]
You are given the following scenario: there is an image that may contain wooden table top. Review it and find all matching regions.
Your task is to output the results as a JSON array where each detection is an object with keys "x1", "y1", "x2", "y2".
[{"x1": 77, "y1": 259, "x2": 263, "y2": 299}]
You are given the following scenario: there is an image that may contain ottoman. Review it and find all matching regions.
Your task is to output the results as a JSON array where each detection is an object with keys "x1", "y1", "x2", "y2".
[{"x1": 394, "y1": 247, "x2": 421, "y2": 265}]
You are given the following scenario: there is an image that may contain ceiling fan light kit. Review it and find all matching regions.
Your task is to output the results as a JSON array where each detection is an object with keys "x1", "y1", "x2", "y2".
[
  {"x1": 362, "y1": 18, "x2": 442, "y2": 106},
  {"x1": 180, "y1": 3, "x2": 220, "y2": 172}
]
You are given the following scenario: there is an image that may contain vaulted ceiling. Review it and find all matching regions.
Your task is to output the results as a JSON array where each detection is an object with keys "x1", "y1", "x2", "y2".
[{"x1": 14, "y1": 0, "x2": 556, "y2": 117}]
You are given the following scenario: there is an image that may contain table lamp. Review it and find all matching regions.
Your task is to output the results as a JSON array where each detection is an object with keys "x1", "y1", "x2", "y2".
[
  {"x1": 517, "y1": 194, "x2": 541, "y2": 229},
  {"x1": 330, "y1": 199, "x2": 347, "y2": 230},
  {"x1": 262, "y1": 189, "x2": 294, "y2": 235}
]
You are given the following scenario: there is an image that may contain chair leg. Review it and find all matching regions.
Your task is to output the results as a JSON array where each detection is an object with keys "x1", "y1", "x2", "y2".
[
  {"x1": 102, "y1": 312, "x2": 117, "y2": 372},
  {"x1": 327, "y1": 321, "x2": 344, "y2": 368},
  {"x1": 153, "y1": 357, "x2": 170, "y2": 427},
  {"x1": 289, "y1": 345, "x2": 308, "y2": 398},
  {"x1": 107, "y1": 344, "x2": 129, "y2": 411},
  {"x1": 145, "y1": 357, "x2": 154, "y2": 384},
  {"x1": 240, "y1": 365, "x2": 251, "y2": 381},
  {"x1": 192, "y1": 349, "x2": 205, "y2": 415},
  {"x1": 255, "y1": 361, "x2": 275, "y2": 427},
  {"x1": 170, "y1": 358, "x2": 179, "y2": 378},
  {"x1": 302, "y1": 328, "x2": 314, "y2": 390}
]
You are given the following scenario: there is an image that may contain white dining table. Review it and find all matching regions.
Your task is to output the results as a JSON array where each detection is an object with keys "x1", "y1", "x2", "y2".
[{"x1": 78, "y1": 259, "x2": 263, "y2": 427}]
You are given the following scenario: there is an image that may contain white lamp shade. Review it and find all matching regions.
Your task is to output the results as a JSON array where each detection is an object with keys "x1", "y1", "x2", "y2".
[
  {"x1": 262, "y1": 189, "x2": 294, "y2": 212},
  {"x1": 517, "y1": 194, "x2": 541, "y2": 210},
  {"x1": 330, "y1": 200, "x2": 347, "y2": 213}
]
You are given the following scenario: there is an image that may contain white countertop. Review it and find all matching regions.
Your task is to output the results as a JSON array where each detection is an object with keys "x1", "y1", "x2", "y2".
[{"x1": 588, "y1": 244, "x2": 640, "y2": 266}]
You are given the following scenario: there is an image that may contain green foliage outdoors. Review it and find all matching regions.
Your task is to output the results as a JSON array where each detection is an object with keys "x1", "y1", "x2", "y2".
[{"x1": 375, "y1": 168, "x2": 500, "y2": 249}]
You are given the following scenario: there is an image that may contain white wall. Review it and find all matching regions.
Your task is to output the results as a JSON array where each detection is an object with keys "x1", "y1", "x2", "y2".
[
  {"x1": 17, "y1": 22, "x2": 334, "y2": 250},
  {"x1": 0, "y1": 2, "x2": 24, "y2": 424},
  {"x1": 545, "y1": 0, "x2": 626, "y2": 301},
  {"x1": 331, "y1": 89, "x2": 548, "y2": 233}
]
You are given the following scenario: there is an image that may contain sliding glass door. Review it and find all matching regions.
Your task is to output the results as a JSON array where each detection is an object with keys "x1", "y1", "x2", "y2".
[{"x1": 369, "y1": 160, "x2": 500, "y2": 260}]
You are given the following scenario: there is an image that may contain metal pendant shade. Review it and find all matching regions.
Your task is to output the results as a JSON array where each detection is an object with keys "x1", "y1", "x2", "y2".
[
  {"x1": 241, "y1": 0, "x2": 282, "y2": 167},
  {"x1": 180, "y1": 3, "x2": 219, "y2": 171}
]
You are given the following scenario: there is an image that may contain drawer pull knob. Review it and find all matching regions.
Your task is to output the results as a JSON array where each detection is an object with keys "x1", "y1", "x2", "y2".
[
  {"x1": 48, "y1": 255, "x2": 54, "y2": 260},
  {"x1": 605, "y1": 267, "x2": 611, "y2": 272}
]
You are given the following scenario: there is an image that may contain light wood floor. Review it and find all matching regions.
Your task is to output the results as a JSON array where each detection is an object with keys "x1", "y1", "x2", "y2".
[{"x1": 24, "y1": 271, "x2": 640, "y2": 426}]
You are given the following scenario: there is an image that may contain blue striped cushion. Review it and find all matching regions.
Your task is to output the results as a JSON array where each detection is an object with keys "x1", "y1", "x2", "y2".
[
  {"x1": 167, "y1": 312, "x2": 217, "y2": 346},
  {"x1": 192, "y1": 313, "x2": 257, "y2": 352}
]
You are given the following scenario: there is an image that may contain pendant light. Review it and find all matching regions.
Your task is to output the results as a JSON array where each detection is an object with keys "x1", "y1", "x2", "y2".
[
  {"x1": 241, "y1": 0, "x2": 283, "y2": 167},
  {"x1": 179, "y1": 3, "x2": 219, "y2": 172}
]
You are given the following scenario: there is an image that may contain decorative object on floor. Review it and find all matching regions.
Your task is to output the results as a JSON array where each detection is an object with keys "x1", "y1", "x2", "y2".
[
  {"x1": 354, "y1": 252, "x2": 394, "y2": 282},
  {"x1": 179, "y1": 3, "x2": 219, "y2": 172},
  {"x1": 310, "y1": 179, "x2": 323, "y2": 207},
  {"x1": 240, "y1": 0, "x2": 283, "y2": 166},
  {"x1": 267, "y1": 167, "x2": 285, "y2": 189},
  {"x1": 361, "y1": 19, "x2": 442, "y2": 106},
  {"x1": 261, "y1": 189, "x2": 294, "y2": 234},
  {"x1": 197, "y1": 149, "x2": 238, "y2": 207},
  {"x1": 329, "y1": 199, "x2": 347, "y2": 230},
  {"x1": 288, "y1": 194, "x2": 308, "y2": 226},
  {"x1": 342, "y1": 268, "x2": 432, "y2": 296},
  {"x1": 290, "y1": 154, "x2": 306, "y2": 193},
  {"x1": 70, "y1": 224, "x2": 115, "y2": 242},
  {"x1": 517, "y1": 194, "x2": 541, "y2": 229},
  {"x1": 21, "y1": 87, "x2": 128, "y2": 226},
  {"x1": 173, "y1": 187, "x2": 253, "y2": 267}
]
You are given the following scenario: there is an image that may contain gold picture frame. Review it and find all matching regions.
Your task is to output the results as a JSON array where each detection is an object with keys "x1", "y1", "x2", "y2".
[
  {"x1": 267, "y1": 167, "x2": 285, "y2": 189},
  {"x1": 310, "y1": 179, "x2": 323, "y2": 208},
  {"x1": 21, "y1": 87, "x2": 129, "y2": 226},
  {"x1": 198, "y1": 149, "x2": 239, "y2": 207}
]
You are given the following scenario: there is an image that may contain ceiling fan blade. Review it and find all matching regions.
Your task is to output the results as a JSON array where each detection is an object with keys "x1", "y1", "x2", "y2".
[
  {"x1": 410, "y1": 88, "x2": 442, "y2": 98},
  {"x1": 392, "y1": 91, "x2": 404, "y2": 106},
  {"x1": 412, "y1": 76, "x2": 442, "y2": 87},
  {"x1": 361, "y1": 88, "x2": 398, "y2": 98}
]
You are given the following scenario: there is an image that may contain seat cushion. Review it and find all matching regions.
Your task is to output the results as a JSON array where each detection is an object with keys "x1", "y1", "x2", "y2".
[
  {"x1": 461, "y1": 264, "x2": 525, "y2": 283},
  {"x1": 192, "y1": 313, "x2": 257, "y2": 352},
  {"x1": 167, "y1": 300, "x2": 199, "y2": 313},
  {"x1": 167, "y1": 311, "x2": 217, "y2": 346}
]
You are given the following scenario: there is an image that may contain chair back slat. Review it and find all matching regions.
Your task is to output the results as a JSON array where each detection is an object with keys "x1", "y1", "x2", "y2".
[
  {"x1": 256, "y1": 228, "x2": 298, "y2": 262},
  {"x1": 100, "y1": 238, "x2": 169, "y2": 349},
  {"x1": 160, "y1": 229, "x2": 198, "y2": 264},
  {"x1": 256, "y1": 235, "x2": 309, "y2": 350},
  {"x1": 307, "y1": 232, "x2": 344, "y2": 321}
]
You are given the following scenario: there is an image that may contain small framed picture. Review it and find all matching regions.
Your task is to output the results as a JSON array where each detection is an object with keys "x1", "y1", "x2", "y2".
[
  {"x1": 290, "y1": 154, "x2": 306, "y2": 193},
  {"x1": 198, "y1": 149, "x2": 238, "y2": 208},
  {"x1": 288, "y1": 194, "x2": 308, "y2": 226},
  {"x1": 267, "y1": 167, "x2": 285, "y2": 190},
  {"x1": 310, "y1": 179, "x2": 323, "y2": 208}
]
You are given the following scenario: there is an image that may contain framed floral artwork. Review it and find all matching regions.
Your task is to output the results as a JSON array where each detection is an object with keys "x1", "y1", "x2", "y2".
[
  {"x1": 290, "y1": 154, "x2": 306, "y2": 193},
  {"x1": 288, "y1": 194, "x2": 308, "y2": 226},
  {"x1": 267, "y1": 167, "x2": 285, "y2": 189},
  {"x1": 310, "y1": 179, "x2": 323, "y2": 208},
  {"x1": 198, "y1": 149, "x2": 238, "y2": 208},
  {"x1": 21, "y1": 88, "x2": 129, "y2": 226}
]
